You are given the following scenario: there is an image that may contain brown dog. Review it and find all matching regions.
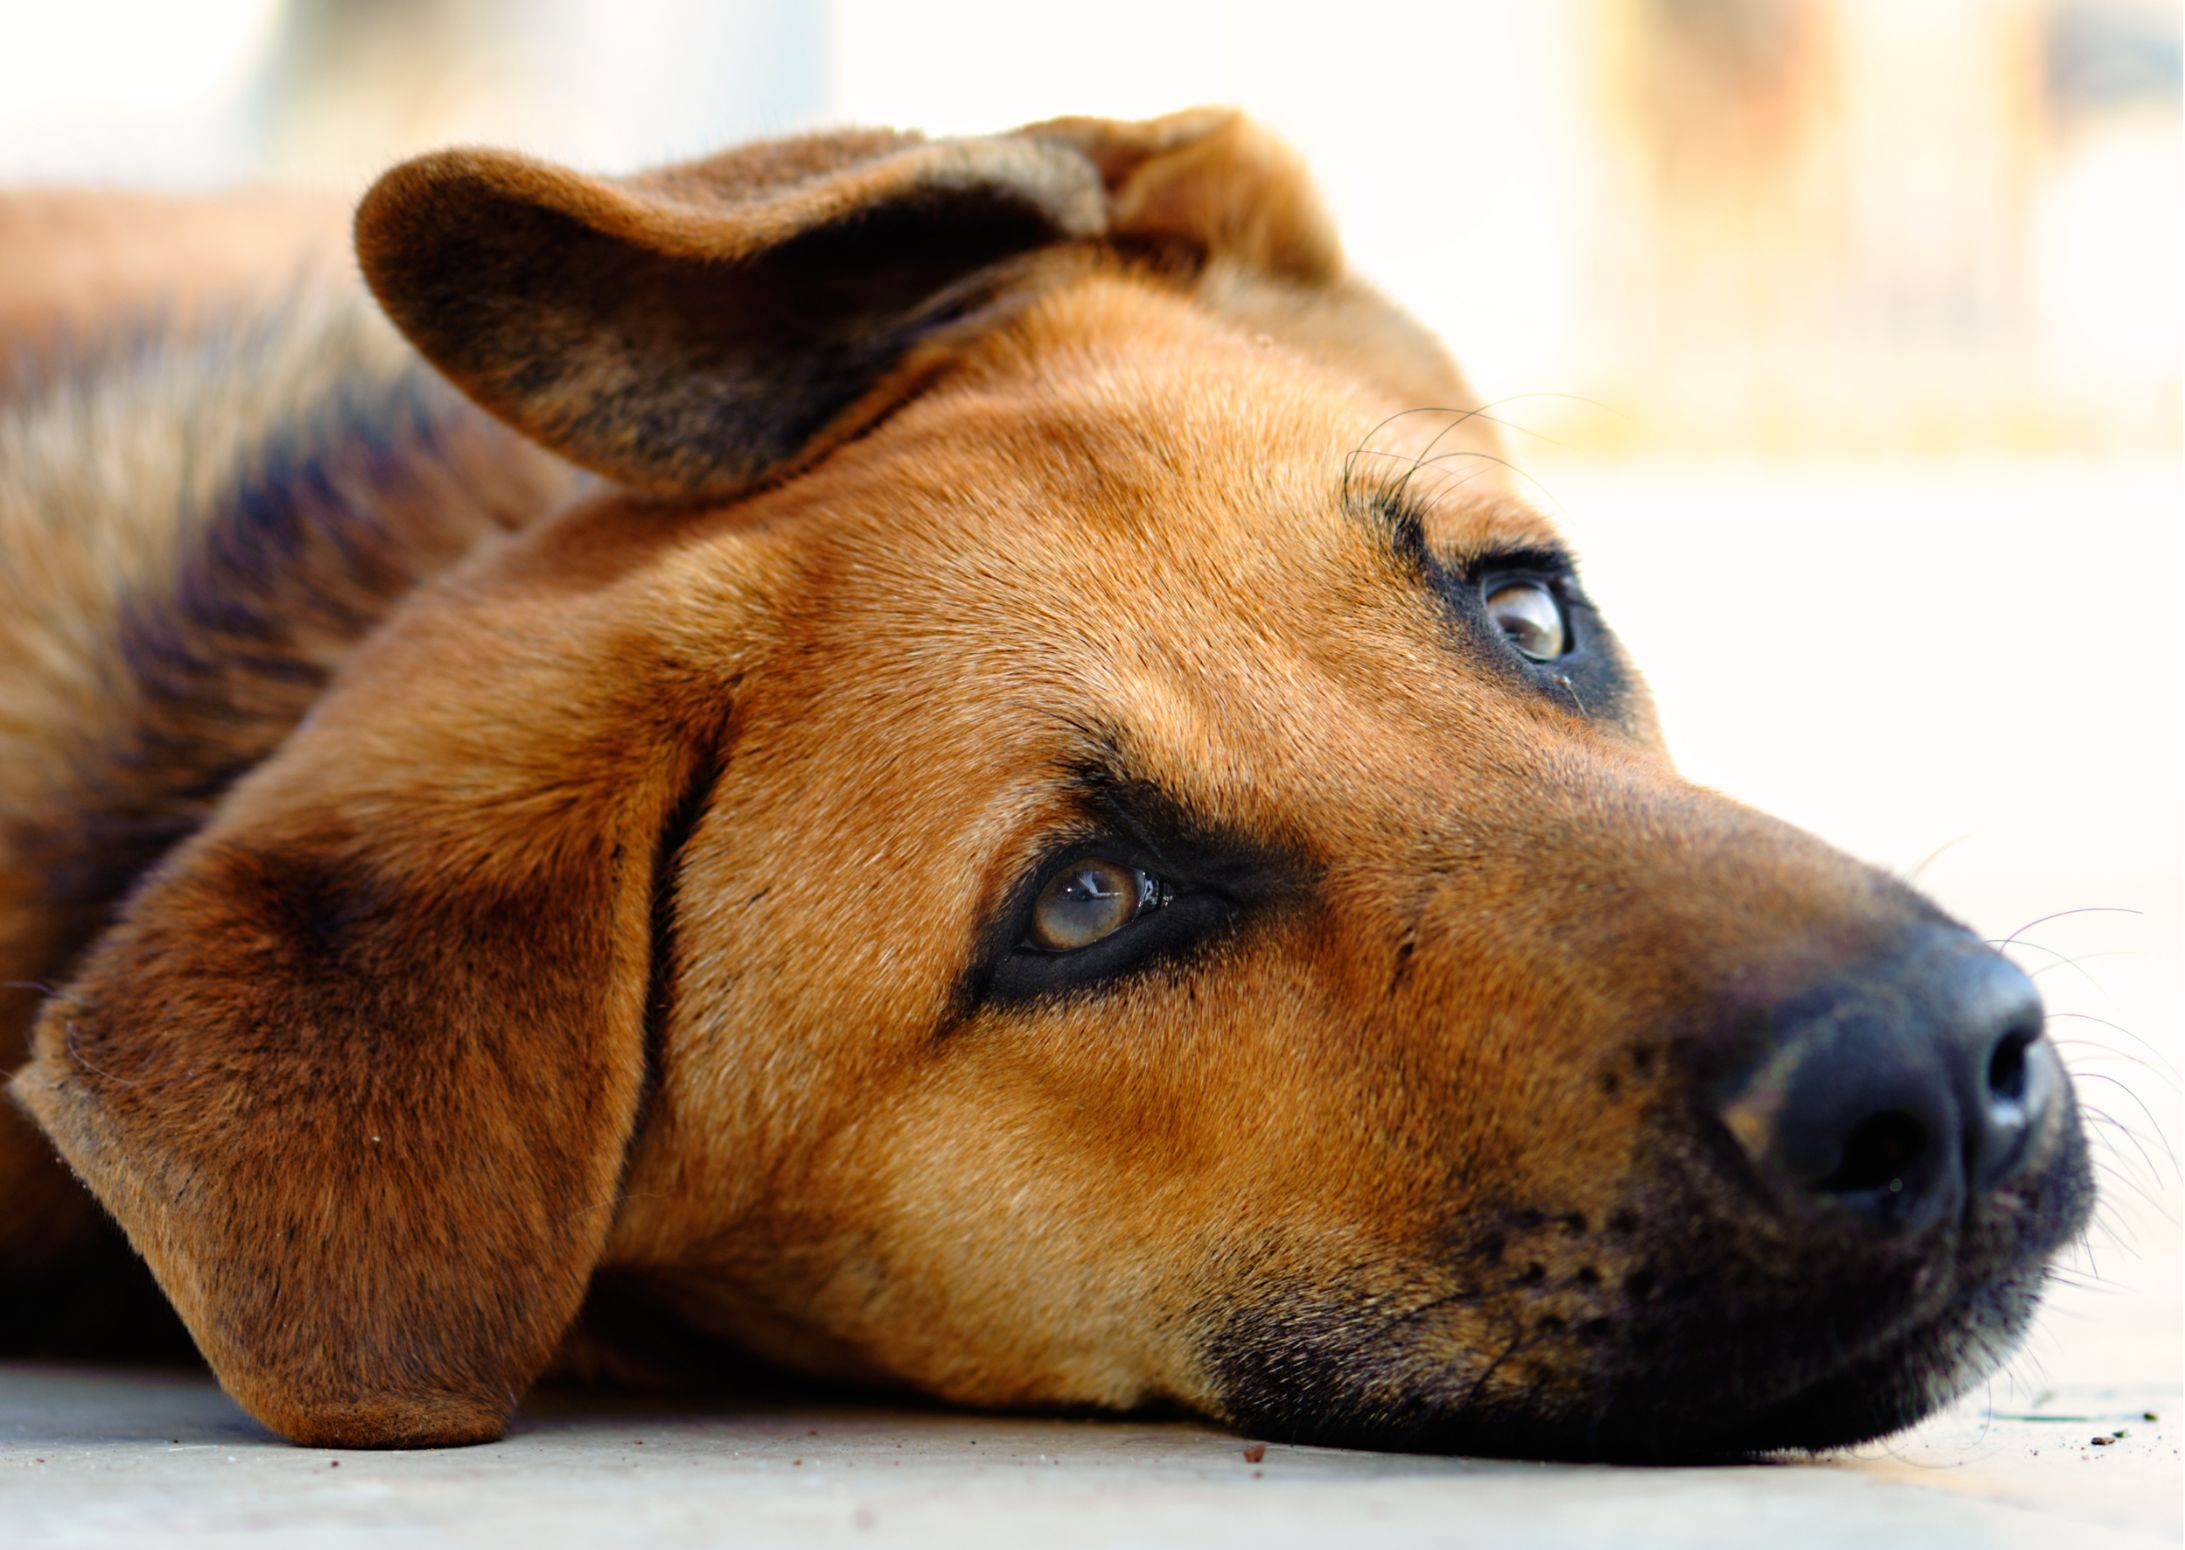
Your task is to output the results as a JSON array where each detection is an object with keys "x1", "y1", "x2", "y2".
[{"x1": 0, "y1": 109, "x2": 2090, "y2": 1456}]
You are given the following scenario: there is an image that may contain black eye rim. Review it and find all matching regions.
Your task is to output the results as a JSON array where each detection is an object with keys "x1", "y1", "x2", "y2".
[
  {"x1": 1419, "y1": 543, "x2": 1644, "y2": 726},
  {"x1": 1428, "y1": 540, "x2": 1597, "y2": 675},
  {"x1": 948, "y1": 733, "x2": 1315, "y2": 1021},
  {"x1": 963, "y1": 832, "x2": 1276, "y2": 1011}
]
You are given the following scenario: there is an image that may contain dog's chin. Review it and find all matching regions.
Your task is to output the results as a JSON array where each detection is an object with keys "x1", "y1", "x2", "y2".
[
  {"x1": 1510, "y1": 1269, "x2": 2048, "y2": 1463},
  {"x1": 1660, "y1": 1273, "x2": 2045, "y2": 1458},
  {"x1": 1207, "y1": 1118, "x2": 2093, "y2": 1464},
  {"x1": 1213, "y1": 1269, "x2": 2045, "y2": 1465}
]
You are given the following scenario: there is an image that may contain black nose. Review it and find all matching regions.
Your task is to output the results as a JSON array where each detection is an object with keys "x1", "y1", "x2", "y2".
[{"x1": 1718, "y1": 928, "x2": 2063, "y2": 1235}]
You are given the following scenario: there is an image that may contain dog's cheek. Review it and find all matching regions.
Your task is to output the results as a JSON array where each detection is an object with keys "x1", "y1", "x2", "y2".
[
  {"x1": 1153, "y1": 916, "x2": 1686, "y2": 1434},
  {"x1": 774, "y1": 1066, "x2": 1191, "y2": 1409},
  {"x1": 774, "y1": 973, "x2": 1428, "y2": 1409}
]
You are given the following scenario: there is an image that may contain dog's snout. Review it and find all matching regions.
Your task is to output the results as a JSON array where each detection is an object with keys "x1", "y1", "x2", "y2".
[{"x1": 1718, "y1": 930, "x2": 2061, "y2": 1236}]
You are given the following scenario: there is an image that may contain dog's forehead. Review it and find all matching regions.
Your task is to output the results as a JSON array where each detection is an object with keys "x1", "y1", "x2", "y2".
[
  {"x1": 782, "y1": 276, "x2": 1564, "y2": 635},
  {"x1": 706, "y1": 278, "x2": 1583, "y2": 840}
]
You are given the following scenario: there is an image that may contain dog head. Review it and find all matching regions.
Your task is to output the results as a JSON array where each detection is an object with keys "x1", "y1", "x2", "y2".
[{"x1": 12, "y1": 110, "x2": 2091, "y2": 1453}]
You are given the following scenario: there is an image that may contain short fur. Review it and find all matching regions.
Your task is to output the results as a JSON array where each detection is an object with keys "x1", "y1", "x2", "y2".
[{"x1": 1, "y1": 110, "x2": 2088, "y2": 1453}]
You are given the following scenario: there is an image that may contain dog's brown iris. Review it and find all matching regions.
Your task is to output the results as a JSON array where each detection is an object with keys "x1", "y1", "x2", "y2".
[
  {"x1": 1484, "y1": 581, "x2": 1567, "y2": 661},
  {"x1": 1029, "y1": 860, "x2": 1156, "y2": 951}
]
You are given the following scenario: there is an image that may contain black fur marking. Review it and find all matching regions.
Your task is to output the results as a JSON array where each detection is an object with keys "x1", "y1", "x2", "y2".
[
  {"x1": 1350, "y1": 481, "x2": 1429, "y2": 575},
  {"x1": 258, "y1": 846, "x2": 395, "y2": 954},
  {"x1": 379, "y1": 174, "x2": 1077, "y2": 495}
]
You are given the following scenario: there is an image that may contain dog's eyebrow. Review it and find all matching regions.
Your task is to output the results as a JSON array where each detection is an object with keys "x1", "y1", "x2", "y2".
[
  {"x1": 1047, "y1": 715, "x2": 1316, "y2": 886},
  {"x1": 1054, "y1": 721, "x2": 1234, "y2": 867},
  {"x1": 1341, "y1": 476, "x2": 1574, "y2": 581},
  {"x1": 1346, "y1": 478, "x2": 1432, "y2": 573}
]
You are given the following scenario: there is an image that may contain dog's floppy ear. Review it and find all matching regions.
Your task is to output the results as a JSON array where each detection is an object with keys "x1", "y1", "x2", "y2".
[
  {"x1": 9, "y1": 545, "x2": 731, "y2": 1447},
  {"x1": 353, "y1": 110, "x2": 1345, "y2": 498}
]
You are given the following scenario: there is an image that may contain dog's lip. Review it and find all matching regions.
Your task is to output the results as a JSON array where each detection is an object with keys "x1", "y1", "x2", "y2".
[
  {"x1": 1622, "y1": 1251, "x2": 1972, "y2": 1417},
  {"x1": 1202, "y1": 1118, "x2": 2089, "y2": 1463},
  {"x1": 1545, "y1": 1277, "x2": 2035, "y2": 1463},
  {"x1": 1203, "y1": 1239, "x2": 1993, "y2": 1463}
]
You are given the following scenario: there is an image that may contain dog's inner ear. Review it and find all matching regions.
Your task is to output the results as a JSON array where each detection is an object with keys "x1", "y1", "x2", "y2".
[{"x1": 355, "y1": 111, "x2": 1359, "y2": 500}]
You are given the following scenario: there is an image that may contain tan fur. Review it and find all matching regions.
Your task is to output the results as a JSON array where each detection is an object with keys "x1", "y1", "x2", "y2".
[{"x1": 2, "y1": 110, "x2": 2087, "y2": 1453}]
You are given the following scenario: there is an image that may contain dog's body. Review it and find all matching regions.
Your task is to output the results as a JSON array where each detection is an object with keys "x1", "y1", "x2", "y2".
[{"x1": 1, "y1": 112, "x2": 2090, "y2": 1456}]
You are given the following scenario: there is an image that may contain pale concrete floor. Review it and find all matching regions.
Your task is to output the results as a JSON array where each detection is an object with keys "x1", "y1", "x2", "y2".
[{"x1": 1, "y1": 1360, "x2": 2177, "y2": 1549}]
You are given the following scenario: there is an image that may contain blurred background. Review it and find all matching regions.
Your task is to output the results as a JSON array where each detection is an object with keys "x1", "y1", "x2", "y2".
[{"x1": 2, "y1": 0, "x2": 2178, "y2": 1431}]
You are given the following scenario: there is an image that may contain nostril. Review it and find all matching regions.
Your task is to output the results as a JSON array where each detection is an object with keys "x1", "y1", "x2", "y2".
[
  {"x1": 1820, "y1": 1110, "x2": 1929, "y2": 1197},
  {"x1": 1987, "y1": 1026, "x2": 2034, "y2": 1108},
  {"x1": 1970, "y1": 1017, "x2": 2055, "y2": 1196}
]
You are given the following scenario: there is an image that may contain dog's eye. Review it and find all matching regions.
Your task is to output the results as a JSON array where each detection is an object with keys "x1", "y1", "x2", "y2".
[
  {"x1": 1483, "y1": 580, "x2": 1568, "y2": 661},
  {"x1": 1028, "y1": 860, "x2": 1161, "y2": 951}
]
